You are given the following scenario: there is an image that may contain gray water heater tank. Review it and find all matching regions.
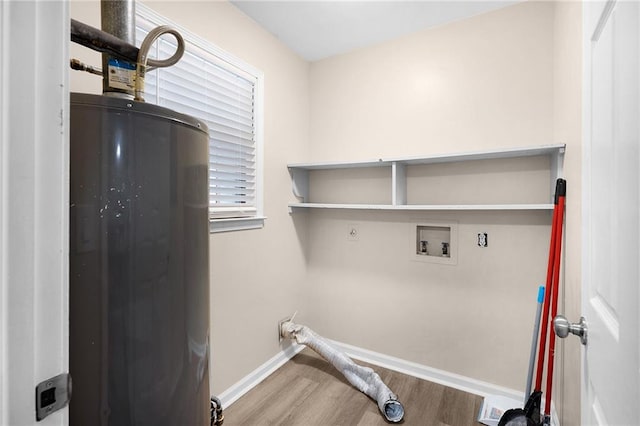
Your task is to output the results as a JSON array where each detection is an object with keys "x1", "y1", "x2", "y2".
[{"x1": 69, "y1": 93, "x2": 210, "y2": 426}]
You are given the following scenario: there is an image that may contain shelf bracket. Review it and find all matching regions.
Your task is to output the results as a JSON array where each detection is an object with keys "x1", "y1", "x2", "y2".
[{"x1": 289, "y1": 168, "x2": 309, "y2": 202}]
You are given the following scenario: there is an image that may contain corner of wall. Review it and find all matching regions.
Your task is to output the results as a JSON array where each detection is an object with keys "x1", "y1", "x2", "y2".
[{"x1": 551, "y1": 1, "x2": 583, "y2": 425}]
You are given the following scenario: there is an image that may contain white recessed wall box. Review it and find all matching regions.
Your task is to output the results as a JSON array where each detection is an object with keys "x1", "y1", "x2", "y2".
[{"x1": 412, "y1": 221, "x2": 458, "y2": 265}]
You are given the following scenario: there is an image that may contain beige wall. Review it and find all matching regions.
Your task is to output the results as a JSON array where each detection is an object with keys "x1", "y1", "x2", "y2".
[
  {"x1": 305, "y1": 0, "x2": 560, "y2": 392},
  {"x1": 309, "y1": 1, "x2": 554, "y2": 162},
  {"x1": 69, "y1": 0, "x2": 310, "y2": 394}
]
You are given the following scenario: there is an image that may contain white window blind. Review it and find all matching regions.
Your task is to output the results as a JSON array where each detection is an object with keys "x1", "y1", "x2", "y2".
[{"x1": 135, "y1": 7, "x2": 264, "y2": 228}]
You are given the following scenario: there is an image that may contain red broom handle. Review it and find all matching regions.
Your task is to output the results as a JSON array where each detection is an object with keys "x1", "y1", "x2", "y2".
[
  {"x1": 534, "y1": 194, "x2": 559, "y2": 391},
  {"x1": 544, "y1": 189, "x2": 566, "y2": 417}
]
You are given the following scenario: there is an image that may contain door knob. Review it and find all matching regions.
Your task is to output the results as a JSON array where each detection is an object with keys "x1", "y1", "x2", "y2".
[{"x1": 553, "y1": 315, "x2": 588, "y2": 345}]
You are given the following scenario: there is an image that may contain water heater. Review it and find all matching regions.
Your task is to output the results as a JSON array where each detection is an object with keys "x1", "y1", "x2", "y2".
[{"x1": 69, "y1": 92, "x2": 210, "y2": 425}]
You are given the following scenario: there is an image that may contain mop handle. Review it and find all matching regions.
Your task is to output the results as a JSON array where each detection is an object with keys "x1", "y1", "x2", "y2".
[
  {"x1": 525, "y1": 285, "x2": 545, "y2": 404},
  {"x1": 544, "y1": 181, "x2": 566, "y2": 418}
]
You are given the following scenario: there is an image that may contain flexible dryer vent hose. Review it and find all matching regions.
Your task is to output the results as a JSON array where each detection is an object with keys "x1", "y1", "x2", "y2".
[{"x1": 281, "y1": 321, "x2": 405, "y2": 423}]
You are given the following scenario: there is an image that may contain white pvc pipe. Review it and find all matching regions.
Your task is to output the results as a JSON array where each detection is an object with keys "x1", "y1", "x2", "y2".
[{"x1": 281, "y1": 321, "x2": 404, "y2": 423}]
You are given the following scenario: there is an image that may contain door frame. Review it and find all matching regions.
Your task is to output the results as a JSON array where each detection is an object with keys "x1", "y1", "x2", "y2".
[
  {"x1": 580, "y1": 1, "x2": 594, "y2": 419},
  {"x1": 0, "y1": 1, "x2": 69, "y2": 425}
]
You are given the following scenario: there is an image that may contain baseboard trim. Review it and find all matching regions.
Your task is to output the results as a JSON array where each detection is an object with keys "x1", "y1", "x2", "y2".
[{"x1": 217, "y1": 343, "x2": 305, "y2": 408}]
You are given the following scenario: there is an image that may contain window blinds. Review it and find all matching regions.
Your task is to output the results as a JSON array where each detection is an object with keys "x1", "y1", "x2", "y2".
[{"x1": 136, "y1": 15, "x2": 258, "y2": 219}]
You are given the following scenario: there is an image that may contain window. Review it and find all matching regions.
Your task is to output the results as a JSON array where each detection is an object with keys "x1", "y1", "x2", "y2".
[{"x1": 136, "y1": 5, "x2": 264, "y2": 232}]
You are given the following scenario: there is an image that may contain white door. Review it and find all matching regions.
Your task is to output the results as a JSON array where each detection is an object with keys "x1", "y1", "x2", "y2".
[
  {"x1": 0, "y1": 1, "x2": 69, "y2": 425},
  {"x1": 582, "y1": 0, "x2": 639, "y2": 424}
]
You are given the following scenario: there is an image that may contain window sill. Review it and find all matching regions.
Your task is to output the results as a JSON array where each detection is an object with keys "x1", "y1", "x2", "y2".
[{"x1": 209, "y1": 216, "x2": 266, "y2": 233}]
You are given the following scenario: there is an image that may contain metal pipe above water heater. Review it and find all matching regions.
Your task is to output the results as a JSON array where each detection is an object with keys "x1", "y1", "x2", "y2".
[
  {"x1": 71, "y1": 0, "x2": 185, "y2": 102},
  {"x1": 101, "y1": 0, "x2": 136, "y2": 43},
  {"x1": 101, "y1": 0, "x2": 136, "y2": 97}
]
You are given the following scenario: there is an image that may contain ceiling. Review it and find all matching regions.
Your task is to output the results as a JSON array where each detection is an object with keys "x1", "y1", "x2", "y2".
[{"x1": 230, "y1": 1, "x2": 520, "y2": 62}]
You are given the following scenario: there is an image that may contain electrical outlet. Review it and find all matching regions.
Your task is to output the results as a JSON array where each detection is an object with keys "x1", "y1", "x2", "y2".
[
  {"x1": 478, "y1": 233, "x2": 488, "y2": 247},
  {"x1": 347, "y1": 224, "x2": 359, "y2": 241}
]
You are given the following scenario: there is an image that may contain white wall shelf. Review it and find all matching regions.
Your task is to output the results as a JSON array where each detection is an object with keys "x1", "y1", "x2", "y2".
[
  {"x1": 287, "y1": 144, "x2": 565, "y2": 212},
  {"x1": 288, "y1": 203, "x2": 554, "y2": 211}
]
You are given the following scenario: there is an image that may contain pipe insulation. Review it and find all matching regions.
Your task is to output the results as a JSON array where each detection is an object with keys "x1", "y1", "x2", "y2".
[
  {"x1": 71, "y1": 18, "x2": 139, "y2": 63},
  {"x1": 281, "y1": 321, "x2": 405, "y2": 423}
]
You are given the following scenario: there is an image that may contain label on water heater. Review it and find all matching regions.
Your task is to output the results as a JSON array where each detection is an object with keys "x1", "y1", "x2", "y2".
[{"x1": 108, "y1": 58, "x2": 136, "y2": 91}]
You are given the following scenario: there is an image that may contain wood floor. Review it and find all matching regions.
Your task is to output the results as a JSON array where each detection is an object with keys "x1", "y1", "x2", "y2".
[{"x1": 223, "y1": 348, "x2": 483, "y2": 426}]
